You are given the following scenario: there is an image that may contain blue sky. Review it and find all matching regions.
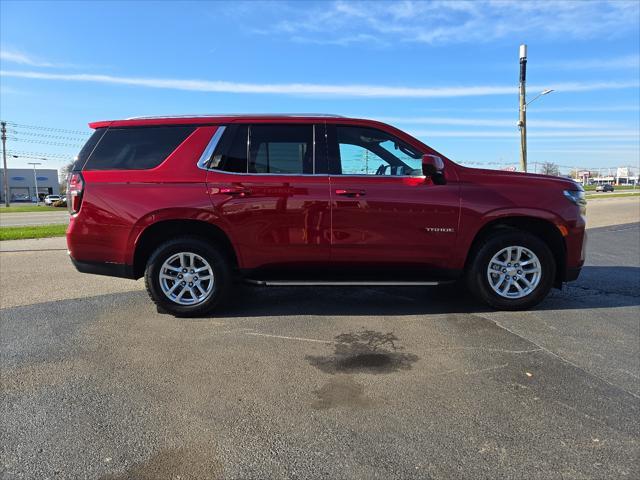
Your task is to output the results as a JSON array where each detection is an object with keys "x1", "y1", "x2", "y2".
[{"x1": 1, "y1": 0, "x2": 639, "y2": 174}]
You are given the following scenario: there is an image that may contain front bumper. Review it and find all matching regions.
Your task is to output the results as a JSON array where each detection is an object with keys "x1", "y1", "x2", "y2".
[{"x1": 564, "y1": 266, "x2": 582, "y2": 282}]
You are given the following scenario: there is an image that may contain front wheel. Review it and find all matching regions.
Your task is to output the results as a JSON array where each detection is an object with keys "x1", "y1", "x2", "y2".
[
  {"x1": 144, "y1": 236, "x2": 232, "y2": 317},
  {"x1": 466, "y1": 231, "x2": 556, "y2": 310}
]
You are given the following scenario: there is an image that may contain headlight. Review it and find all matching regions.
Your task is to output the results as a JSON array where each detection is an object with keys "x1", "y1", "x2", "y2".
[{"x1": 563, "y1": 189, "x2": 586, "y2": 214}]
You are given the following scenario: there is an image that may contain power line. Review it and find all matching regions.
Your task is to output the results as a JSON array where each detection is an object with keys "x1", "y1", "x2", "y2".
[
  {"x1": 5, "y1": 130, "x2": 91, "y2": 142},
  {"x1": 1, "y1": 120, "x2": 91, "y2": 136},
  {"x1": 7, "y1": 137, "x2": 85, "y2": 148},
  {"x1": 7, "y1": 150, "x2": 75, "y2": 161}
]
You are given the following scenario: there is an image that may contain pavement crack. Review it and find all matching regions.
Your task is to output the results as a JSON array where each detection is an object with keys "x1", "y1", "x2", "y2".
[
  {"x1": 480, "y1": 315, "x2": 640, "y2": 401},
  {"x1": 430, "y1": 346, "x2": 543, "y2": 355},
  {"x1": 244, "y1": 332, "x2": 333, "y2": 344}
]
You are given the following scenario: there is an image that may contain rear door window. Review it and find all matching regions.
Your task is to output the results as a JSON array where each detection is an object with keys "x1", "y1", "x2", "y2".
[
  {"x1": 249, "y1": 125, "x2": 314, "y2": 174},
  {"x1": 83, "y1": 126, "x2": 195, "y2": 170},
  {"x1": 210, "y1": 124, "x2": 323, "y2": 175}
]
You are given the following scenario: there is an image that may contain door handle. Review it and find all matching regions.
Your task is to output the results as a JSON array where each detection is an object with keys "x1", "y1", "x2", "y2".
[
  {"x1": 335, "y1": 189, "x2": 366, "y2": 198},
  {"x1": 210, "y1": 186, "x2": 251, "y2": 196}
]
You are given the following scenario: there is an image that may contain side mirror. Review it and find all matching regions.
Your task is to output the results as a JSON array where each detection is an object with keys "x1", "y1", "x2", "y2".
[{"x1": 422, "y1": 154, "x2": 446, "y2": 184}]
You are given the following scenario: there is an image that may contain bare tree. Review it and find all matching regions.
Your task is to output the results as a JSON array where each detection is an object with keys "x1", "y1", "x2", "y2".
[
  {"x1": 540, "y1": 162, "x2": 561, "y2": 176},
  {"x1": 58, "y1": 160, "x2": 75, "y2": 195}
]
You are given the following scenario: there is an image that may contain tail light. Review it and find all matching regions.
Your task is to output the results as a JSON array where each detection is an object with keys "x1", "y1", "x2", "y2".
[{"x1": 67, "y1": 172, "x2": 85, "y2": 214}]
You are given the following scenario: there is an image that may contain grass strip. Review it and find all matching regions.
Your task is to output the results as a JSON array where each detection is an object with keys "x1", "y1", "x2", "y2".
[
  {"x1": 0, "y1": 224, "x2": 67, "y2": 241},
  {"x1": 0, "y1": 206, "x2": 66, "y2": 213},
  {"x1": 583, "y1": 185, "x2": 637, "y2": 192},
  {"x1": 586, "y1": 192, "x2": 640, "y2": 201}
]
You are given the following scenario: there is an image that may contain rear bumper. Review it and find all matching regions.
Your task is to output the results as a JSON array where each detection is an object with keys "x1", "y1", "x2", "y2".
[{"x1": 70, "y1": 256, "x2": 136, "y2": 280}]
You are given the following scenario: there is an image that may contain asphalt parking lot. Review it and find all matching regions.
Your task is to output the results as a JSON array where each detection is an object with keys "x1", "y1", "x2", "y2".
[{"x1": 1, "y1": 203, "x2": 639, "y2": 479}]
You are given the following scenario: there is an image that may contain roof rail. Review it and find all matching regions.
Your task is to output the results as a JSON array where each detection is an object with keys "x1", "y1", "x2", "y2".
[{"x1": 125, "y1": 113, "x2": 346, "y2": 120}]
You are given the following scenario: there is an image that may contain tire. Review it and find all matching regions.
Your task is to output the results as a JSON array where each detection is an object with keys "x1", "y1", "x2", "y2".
[
  {"x1": 144, "y1": 236, "x2": 232, "y2": 317},
  {"x1": 466, "y1": 230, "x2": 555, "y2": 310}
]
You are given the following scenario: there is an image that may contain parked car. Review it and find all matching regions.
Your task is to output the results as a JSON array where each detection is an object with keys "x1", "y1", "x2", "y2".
[
  {"x1": 67, "y1": 114, "x2": 587, "y2": 316},
  {"x1": 44, "y1": 195, "x2": 62, "y2": 206},
  {"x1": 595, "y1": 184, "x2": 614, "y2": 192},
  {"x1": 12, "y1": 193, "x2": 31, "y2": 202}
]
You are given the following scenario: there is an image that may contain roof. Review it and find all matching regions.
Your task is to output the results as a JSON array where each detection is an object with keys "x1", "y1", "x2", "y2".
[
  {"x1": 85, "y1": 114, "x2": 440, "y2": 157},
  {"x1": 126, "y1": 113, "x2": 345, "y2": 120},
  {"x1": 89, "y1": 114, "x2": 348, "y2": 129}
]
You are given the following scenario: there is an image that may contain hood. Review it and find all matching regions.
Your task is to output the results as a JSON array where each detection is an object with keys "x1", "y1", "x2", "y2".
[{"x1": 456, "y1": 165, "x2": 581, "y2": 190}]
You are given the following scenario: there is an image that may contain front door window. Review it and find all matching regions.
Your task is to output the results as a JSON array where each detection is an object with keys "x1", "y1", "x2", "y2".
[{"x1": 335, "y1": 126, "x2": 423, "y2": 176}]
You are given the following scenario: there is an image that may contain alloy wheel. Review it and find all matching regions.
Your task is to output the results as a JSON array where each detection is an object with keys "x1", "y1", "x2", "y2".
[
  {"x1": 159, "y1": 252, "x2": 215, "y2": 305},
  {"x1": 486, "y1": 246, "x2": 542, "y2": 299}
]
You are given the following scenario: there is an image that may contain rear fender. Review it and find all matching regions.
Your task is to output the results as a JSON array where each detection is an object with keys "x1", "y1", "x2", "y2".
[{"x1": 126, "y1": 208, "x2": 239, "y2": 265}]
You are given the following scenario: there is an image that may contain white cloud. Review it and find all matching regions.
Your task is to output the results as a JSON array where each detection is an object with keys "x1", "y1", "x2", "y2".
[
  {"x1": 470, "y1": 106, "x2": 640, "y2": 113},
  {"x1": 0, "y1": 49, "x2": 56, "y2": 67},
  {"x1": 409, "y1": 129, "x2": 640, "y2": 138},
  {"x1": 1, "y1": 69, "x2": 638, "y2": 98},
  {"x1": 375, "y1": 117, "x2": 620, "y2": 129},
  {"x1": 531, "y1": 148, "x2": 639, "y2": 154},
  {"x1": 539, "y1": 54, "x2": 640, "y2": 70},
  {"x1": 391, "y1": 105, "x2": 640, "y2": 113},
  {"x1": 242, "y1": 0, "x2": 640, "y2": 46}
]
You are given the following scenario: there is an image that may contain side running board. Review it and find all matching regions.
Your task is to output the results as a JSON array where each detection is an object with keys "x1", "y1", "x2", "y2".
[{"x1": 244, "y1": 279, "x2": 451, "y2": 286}]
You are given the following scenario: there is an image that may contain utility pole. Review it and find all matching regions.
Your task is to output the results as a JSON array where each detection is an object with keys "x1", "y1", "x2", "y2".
[
  {"x1": 1, "y1": 121, "x2": 9, "y2": 207},
  {"x1": 518, "y1": 44, "x2": 527, "y2": 172},
  {"x1": 28, "y1": 162, "x2": 42, "y2": 205}
]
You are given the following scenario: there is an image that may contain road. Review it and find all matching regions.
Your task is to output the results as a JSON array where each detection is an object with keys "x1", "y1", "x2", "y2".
[
  {"x1": 1, "y1": 204, "x2": 639, "y2": 479},
  {"x1": 586, "y1": 196, "x2": 639, "y2": 228},
  {"x1": 0, "y1": 210, "x2": 69, "y2": 227}
]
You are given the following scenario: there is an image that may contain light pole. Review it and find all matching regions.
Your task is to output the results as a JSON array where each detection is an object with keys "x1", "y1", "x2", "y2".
[
  {"x1": 518, "y1": 44, "x2": 528, "y2": 172},
  {"x1": 27, "y1": 162, "x2": 43, "y2": 205},
  {"x1": 527, "y1": 89, "x2": 554, "y2": 107},
  {"x1": 521, "y1": 88, "x2": 554, "y2": 173},
  {"x1": 517, "y1": 45, "x2": 554, "y2": 172},
  {"x1": 13, "y1": 154, "x2": 48, "y2": 204},
  {"x1": 1, "y1": 121, "x2": 8, "y2": 206}
]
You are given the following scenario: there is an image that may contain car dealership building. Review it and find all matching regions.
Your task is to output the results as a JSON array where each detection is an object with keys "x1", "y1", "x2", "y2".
[{"x1": 0, "y1": 168, "x2": 60, "y2": 202}]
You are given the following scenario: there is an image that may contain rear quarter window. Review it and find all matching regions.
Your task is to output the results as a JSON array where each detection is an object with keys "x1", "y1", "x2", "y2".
[
  {"x1": 72, "y1": 128, "x2": 106, "y2": 171},
  {"x1": 83, "y1": 126, "x2": 195, "y2": 170}
]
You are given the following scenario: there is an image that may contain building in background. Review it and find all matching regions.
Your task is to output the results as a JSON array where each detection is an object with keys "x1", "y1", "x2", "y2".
[
  {"x1": 588, "y1": 167, "x2": 638, "y2": 186},
  {"x1": 0, "y1": 168, "x2": 60, "y2": 202}
]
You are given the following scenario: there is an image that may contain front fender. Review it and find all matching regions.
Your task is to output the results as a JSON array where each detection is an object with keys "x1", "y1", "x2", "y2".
[{"x1": 453, "y1": 207, "x2": 568, "y2": 270}]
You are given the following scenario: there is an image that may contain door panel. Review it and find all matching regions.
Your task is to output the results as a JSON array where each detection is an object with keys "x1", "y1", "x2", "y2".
[
  {"x1": 207, "y1": 174, "x2": 331, "y2": 270},
  {"x1": 330, "y1": 176, "x2": 460, "y2": 269},
  {"x1": 205, "y1": 123, "x2": 330, "y2": 271},
  {"x1": 326, "y1": 124, "x2": 460, "y2": 272}
]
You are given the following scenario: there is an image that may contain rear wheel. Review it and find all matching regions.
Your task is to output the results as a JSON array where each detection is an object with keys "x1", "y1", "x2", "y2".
[
  {"x1": 144, "y1": 236, "x2": 232, "y2": 317},
  {"x1": 466, "y1": 230, "x2": 555, "y2": 310}
]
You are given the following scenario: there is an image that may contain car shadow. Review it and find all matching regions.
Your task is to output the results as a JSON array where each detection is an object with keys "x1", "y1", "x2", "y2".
[{"x1": 213, "y1": 265, "x2": 639, "y2": 318}]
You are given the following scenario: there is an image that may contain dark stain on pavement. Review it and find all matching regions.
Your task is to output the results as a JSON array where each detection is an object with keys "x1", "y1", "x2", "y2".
[
  {"x1": 312, "y1": 377, "x2": 373, "y2": 410},
  {"x1": 306, "y1": 329, "x2": 418, "y2": 374},
  {"x1": 99, "y1": 445, "x2": 222, "y2": 480}
]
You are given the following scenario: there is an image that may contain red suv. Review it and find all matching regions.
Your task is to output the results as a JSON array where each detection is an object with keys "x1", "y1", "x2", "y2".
[{"x1": 67, "y1": 115, "x2": 586, "y2": 316}]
